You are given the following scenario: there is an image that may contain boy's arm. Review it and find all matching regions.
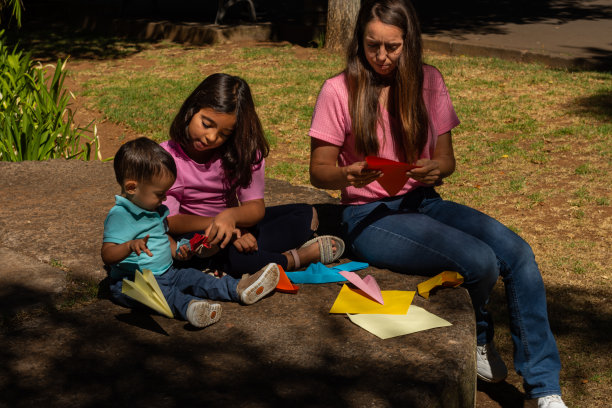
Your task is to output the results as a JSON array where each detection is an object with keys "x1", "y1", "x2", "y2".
[
  {"x1": 167, "y1": 233, "x2": 192, "y2": 261},
  {"x1": 101, "y1": 235, "x2": 152, "y2": 265}
]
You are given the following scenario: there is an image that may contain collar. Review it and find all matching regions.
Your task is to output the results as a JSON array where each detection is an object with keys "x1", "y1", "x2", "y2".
[{"x1": 114, "y1": 195, "x2": 169, "y2": 218}]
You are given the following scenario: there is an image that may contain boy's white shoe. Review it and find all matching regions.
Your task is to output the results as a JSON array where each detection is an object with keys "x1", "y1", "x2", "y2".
[
  {"x1": 476, "y1": 342, "x2": 508, "y2": 382},
  {"x1": 186, "y1": 300, "x2": 222, "y2": 328},
  {"x1": 524, "y1": 394, "x2": 567, "y2": 408},
  {"x1": 236, "y1": 263, "x2": 280, "y2": 305}
]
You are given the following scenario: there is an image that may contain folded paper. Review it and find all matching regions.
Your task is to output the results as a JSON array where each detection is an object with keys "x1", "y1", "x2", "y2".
[
  {"x1": 329, "y1": 284, "x2": 415, "y2": 314},
  {"x1": 285, "y1": 262, "x2": 346, "y2": 284},
  {"x1": 417, "y1": 271, "x2": 464, "y2": 299},
  {"x1": 365, "y1": 156, "x2": 420, "y2": 196},
  {"x1": 339, "y1": 271, "x2": 384, "y2": 305},
  {"x1": 347, "y1": 305, "x2": 452, "y2": 339},
  {"x1": 329, "y1": 261, "x2": 369, "y2": 272},
  {"x1": 275, "y1": 265, "x2": 299, "y2": 294},
  {"x1": 122, "y1": 269, "x2": 174, "y2": 318}
]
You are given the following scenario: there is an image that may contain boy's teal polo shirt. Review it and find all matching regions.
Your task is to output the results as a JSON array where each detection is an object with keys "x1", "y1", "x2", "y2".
[{"x1": 103, "y1": 195, "x2": 173, "y2": 279}]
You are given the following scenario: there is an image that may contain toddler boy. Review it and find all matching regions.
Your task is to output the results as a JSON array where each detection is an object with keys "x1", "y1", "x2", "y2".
[{"x1": 101, "y1": 137, "x2": 279, "y2": 328}]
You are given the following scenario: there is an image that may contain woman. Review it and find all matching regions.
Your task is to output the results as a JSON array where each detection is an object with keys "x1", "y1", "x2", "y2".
[{"x1": 308, "y1": 1, "x2": 565, "y2": 407}]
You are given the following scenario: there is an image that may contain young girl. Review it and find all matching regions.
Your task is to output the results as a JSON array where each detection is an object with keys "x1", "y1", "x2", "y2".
[
  {"x1": 162, "y1": 73, "x2": 344, "y2": 276},
  {"x1": 308, "y1": 1, "x2": 565, "y2": 407}
]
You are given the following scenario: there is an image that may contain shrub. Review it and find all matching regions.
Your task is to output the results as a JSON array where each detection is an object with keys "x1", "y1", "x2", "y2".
[{"x1": 0, "y1": 31, "x2": 98, "y2": 161}]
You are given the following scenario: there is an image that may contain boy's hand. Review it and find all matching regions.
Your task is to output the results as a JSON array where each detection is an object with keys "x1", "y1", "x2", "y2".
[
  {"x1": 233, "y1": 231, "x2": 258, "y2": 253},
  {"x1": 128, "y1": 235, "x2": 152, "y2": 257},
  {"x1": 175, "y1": 244, "x2": 193, "y2": 261}
]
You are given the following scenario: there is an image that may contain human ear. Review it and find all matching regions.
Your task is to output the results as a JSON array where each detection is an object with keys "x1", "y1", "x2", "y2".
[{"x1": 124, "y1": 180, "x2": 138, "y2": 195}]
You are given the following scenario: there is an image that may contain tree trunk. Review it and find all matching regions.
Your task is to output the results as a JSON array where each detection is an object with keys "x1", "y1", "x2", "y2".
[{"x1": 325, "y1": 0, "x2": 360, "y2": 52}]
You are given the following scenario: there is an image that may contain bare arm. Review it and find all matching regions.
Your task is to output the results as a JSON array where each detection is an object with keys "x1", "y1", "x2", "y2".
[
  {"x1": 101, "y1": 235, "x2": 152, "y2": 265},
  {"x1": 309, "y1": 139, "x2": 381, "y2": 190},
  {"x1": 406, "y1": 131, "x2": 456, "y2": 184},
  {"x1": 207, "y1": 199, "x2": 265, "y2": 248}
]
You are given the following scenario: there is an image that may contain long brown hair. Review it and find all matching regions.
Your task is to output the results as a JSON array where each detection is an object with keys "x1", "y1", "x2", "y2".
[
  {"x1": 346, "y1": 0, "x2": 428, "y2": 163},
  {"x1": 169, "y1": 73, "x2": 269, "y2": 202}
]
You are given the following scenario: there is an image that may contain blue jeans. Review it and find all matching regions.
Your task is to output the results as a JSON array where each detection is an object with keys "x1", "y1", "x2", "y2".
[
  {"x1": 342, "y1": 187, "x2": 561, "y2": 398},
  {"x1": 109, "y1": 266, "x2": 240, "y2": 320}
]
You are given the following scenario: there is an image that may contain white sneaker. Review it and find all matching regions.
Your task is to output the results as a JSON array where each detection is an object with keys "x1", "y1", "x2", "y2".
[
  {"x1": 524, "y1": 394, "x2": 567, "y2": 408},
  {"x1": 186, "y1": 300, "x2": 222, "y2": 328},
  {"x1": 236, "y1": 263, "x2": 280, "y2": 305},
  {"x1": 476, "y1": 343, "x2": 508, "y2": 382}
]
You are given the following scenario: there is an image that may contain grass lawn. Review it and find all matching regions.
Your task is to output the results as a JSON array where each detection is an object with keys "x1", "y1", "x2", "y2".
[{"x1": 33, "y1": 36, "x2": 612, "y2": 407}]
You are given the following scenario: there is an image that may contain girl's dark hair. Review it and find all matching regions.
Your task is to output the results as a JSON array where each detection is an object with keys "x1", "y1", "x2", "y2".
[
  {"x1": 346, "y1": 0, "x2": 428, "y2": 163},
  {"x1": 114, "y1": 137, "x2": 177, "y2": 185},
  {"x1": 169, "y1": 73, "x2": 269, "y2": 202}
]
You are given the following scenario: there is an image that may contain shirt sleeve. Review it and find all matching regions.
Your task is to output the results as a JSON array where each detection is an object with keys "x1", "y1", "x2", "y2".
[
  {"x1": 308, "y1": 79, "x2": 348, "y2": 147},
  {"x1": 237, "y1": 159, "x2": 265, "y2": 203},
  {"x1": 425, "y1": 66, "x2": 460, "y2": 136},
  {"x1": 103, "y1": 208, "x2": 135, "y2": 244}
]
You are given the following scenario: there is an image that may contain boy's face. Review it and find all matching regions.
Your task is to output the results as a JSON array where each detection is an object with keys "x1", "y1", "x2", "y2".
[{"x1": 124, "y1": 172, "x2": 175, "y2": 211}]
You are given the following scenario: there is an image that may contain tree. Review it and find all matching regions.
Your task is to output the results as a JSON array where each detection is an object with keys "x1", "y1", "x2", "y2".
[{"x1": 325, "y1": 0, "x2": 360, "y2": 52}]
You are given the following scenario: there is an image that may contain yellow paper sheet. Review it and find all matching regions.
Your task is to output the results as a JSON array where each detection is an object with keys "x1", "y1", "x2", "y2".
[
  {"x1": 122, "y1": 269, "x2": 174, "y2": 318},
  {"x1": 329, "y1": 284, "x2": 415, "y2": 314},
  {"x1": 417, "y1": 271, "x2": 464, "y2": 299},
  {"x1": 347, "y1": 305, "x2": 452, "y2": 339}
]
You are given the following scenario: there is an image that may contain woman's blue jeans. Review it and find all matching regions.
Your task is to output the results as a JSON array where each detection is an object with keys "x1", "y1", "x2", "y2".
[{"x1": 342, "y1": 187, "x2": 561, "y2": 398}]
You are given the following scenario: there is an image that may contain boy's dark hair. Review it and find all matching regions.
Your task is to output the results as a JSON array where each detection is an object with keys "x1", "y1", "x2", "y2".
[
  {"x1": 113, "y1": 137, "x2": 177, "y2": 185},
  {"x1": 169, "y1": 73, "x2": 269, "y2": 203}
]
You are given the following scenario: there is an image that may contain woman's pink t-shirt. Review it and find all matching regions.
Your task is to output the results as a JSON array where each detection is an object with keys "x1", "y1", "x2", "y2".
[
  {"x1": 309, "y1": 65, "x2": 460, "y2": 205},
  {"x1": 161, "y1": 140, "x2": 265, "y2": 217}
]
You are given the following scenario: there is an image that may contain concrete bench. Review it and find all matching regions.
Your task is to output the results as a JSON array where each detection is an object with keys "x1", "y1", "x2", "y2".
[{"x1": 0, "y1": 160, "x2": 476, "y2": 407}]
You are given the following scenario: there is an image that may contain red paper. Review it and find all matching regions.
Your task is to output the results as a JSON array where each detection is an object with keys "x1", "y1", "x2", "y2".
[
  {"x1": 365, "y1": 156, "x2": 420, "y2": 196},
  {"x1": 275, "y1": 265, "x2": 299, "y2": 294},
  {"x1": 189, "y1": 233, "x2": 210, "y2": 251}
]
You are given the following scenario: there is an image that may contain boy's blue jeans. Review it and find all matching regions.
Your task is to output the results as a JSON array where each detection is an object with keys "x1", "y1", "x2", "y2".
[
  {"x1": 109, "y1": 266, "x2": 240, "y2": 320},
  {"x1": 342, "y1": 187, "x2": 561, "y2": 398}
]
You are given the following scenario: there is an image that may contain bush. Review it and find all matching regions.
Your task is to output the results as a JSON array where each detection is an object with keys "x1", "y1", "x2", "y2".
[{"x1": 0, "y1": 31, "x2": 98, "y2": 161}]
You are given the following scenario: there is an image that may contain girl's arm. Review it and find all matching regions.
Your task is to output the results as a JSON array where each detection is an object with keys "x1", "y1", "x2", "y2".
[
  {"x1": 166, "y1": 214, "x2": 214, "y2": 236},
  {"x1": 101, "y1": 236, "x2": 152, "y2": 265},
  {"x1": 309, "y1": 139, "x2": 381, "y2": 190},
  {"x1": 406, "y1": 132, "x2": 456, "y2": 184},
  {"x1": 207, "y1": 199, "x2": 265, "y2": 248}
]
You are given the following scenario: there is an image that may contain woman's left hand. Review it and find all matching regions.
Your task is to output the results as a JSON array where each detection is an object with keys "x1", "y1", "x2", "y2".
[{"x1": 406, "y1": 159, "x2": 442, "y2": 185}]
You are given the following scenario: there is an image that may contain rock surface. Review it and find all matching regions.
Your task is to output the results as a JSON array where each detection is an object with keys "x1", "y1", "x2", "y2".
[{"x1": 0, "y1": 160, "x2": 476, "y2": 407}]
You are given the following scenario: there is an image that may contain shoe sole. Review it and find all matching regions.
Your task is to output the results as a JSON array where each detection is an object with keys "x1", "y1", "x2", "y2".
[
  {"x1": 189, "y1": 302, "x2": 222, "y2": 328},
  {"x1": 476, "y1": 372, "x2": 507, "y2": 383},
  {"x1": 240, "y1": 263, "x2": 280, "y2": 305}
]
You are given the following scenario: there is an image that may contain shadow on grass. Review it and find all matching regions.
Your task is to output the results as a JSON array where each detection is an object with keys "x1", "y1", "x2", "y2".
[{"x1": 570, "y1": 88, "x2": 612, "y2": 121}]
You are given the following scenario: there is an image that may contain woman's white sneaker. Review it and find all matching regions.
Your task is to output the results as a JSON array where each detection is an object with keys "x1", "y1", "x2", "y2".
[
  {"x1": 476, "y1": 342, "x2": 508, "y2": 382},
  {"x1": 524, "y1": 394, "x2": 567, "y2": 408}
]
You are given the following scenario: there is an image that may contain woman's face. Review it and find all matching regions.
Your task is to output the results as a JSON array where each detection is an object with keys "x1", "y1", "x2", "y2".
[{"x1": 363, "y1": 19, "x2": 404, "y2": 77}]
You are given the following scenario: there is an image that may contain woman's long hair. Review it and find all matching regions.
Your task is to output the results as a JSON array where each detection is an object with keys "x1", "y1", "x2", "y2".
[
  {"x1": 346, "y1": 0, "x2": 428, "y2": 163},
  {"x1": 169, "y1": 73, "x2": 269, "y2": 203}
]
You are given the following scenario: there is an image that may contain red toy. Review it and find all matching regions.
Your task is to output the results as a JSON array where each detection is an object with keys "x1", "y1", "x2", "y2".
[{"x1": 189, "y1": 233, "x2": 211, "y2": 251}]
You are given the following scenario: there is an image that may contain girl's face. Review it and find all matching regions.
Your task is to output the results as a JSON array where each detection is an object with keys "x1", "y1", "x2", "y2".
[
  {"x1": 185, "y1": 107, "x2": 237, "y2": 160},
  {"x1": 363, "y1": 19, "x2": 404, "y2": 77}
]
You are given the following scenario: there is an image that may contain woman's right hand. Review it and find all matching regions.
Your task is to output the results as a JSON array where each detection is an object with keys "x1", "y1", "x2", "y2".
[{"x1": 344, "y1": 161, "x2": 382, "y2": 188}]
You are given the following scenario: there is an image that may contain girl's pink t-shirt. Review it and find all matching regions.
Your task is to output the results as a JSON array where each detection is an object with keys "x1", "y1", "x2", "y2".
[
  {"x1": 161, "y1": 140, "x2": 265, "y2": 217},
  {"x1": 309, "y1": 65, "x2": 460, "y2": 205}
]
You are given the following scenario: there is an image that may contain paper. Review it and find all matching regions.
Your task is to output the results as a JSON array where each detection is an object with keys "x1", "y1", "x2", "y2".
[
  {"x1": 285, "y1": 262, "x2": 347, "y2": 284},
  {"x1": 417, "y1": 271, "x2": 464, "y2": 299},
  {"x1": 339, "y1": 271, "x2": 384, "y2": 305},
  {"x1": 275, "y1": 265, "x2": 299, "y2": 294},
  {"x1": 122, "y1": 269, "x2": 174, "y2": 318},
  {"x1": 329, "y1": 284, "x2": 415, "y2": 314},
  {"x1": 329, "y1": 261, "x2": 369, "y2": 272},
  {"x1": 347, "y1": 305, "x2": 452, "y2": 339},
  {"x1": 189, "y1": 233, "x2": 210, "y2": 251},
  {"x1": 365, "y1": 156, "x2": 420, "y2": 196}
]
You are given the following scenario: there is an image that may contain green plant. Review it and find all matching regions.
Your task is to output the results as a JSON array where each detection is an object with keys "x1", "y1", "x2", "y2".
[
  {"x1": 0, "y1": 31, "x2": 98, "y2": 161},
  {"x1": 0, "y1": 0, "x2": 22, "y2": 27}
]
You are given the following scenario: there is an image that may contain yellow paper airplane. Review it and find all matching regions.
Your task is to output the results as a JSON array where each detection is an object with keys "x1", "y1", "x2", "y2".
[
  {"x1": 329, "y1": 284, "x2": 415, "y2": 314},
  {"x1": 417, "y1": 271, "x2": 464, "y2": 299},
  {"x1": 122, "y1": 269, "x2": 174, "y2": 318}
]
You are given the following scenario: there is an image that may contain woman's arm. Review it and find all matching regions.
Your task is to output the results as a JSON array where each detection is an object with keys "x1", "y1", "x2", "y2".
[
  {"x1": 206, "y1": 198, "x2": 265, "y2": 248},
  {"x1": 309, "y1": 139, "x2": 381, "y2": 190},
  {"x1": 406, "y1": 131, "x2": 456, "y2": 184}
]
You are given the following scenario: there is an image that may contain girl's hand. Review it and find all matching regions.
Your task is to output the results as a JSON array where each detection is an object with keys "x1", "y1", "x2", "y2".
[
  {"x1": 344, "y1": 161, "x2": 382, "y2": 188},
  {"x1": 406, "y1": 159, "x2": 442, "y2": 185},
  {"x1": 206, "y1": 212, "x2": 237, "y2": 249},
  {"x1": 128, "y1": 235, "x2": 152, "y2": 257},
  {"x1": 233, "y1": 231, "x2": 258, "y2": 253},
  {"x1": 175, "y1": 244, "x2": 193, "y2": 261}
]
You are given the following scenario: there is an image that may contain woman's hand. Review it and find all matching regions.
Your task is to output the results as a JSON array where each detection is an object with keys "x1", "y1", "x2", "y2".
[
  {"x1": 406, "y1": 159, "x2": 442, "y2": 185},
  {"x1": 344, "y1": 161, "x2": 382, "y2": 188},
  {"x1": 206, "y1": 211, "x2": 237, "y2": 249},
  {"x1": 233, "y1": 231, "x2": 258, "y2": 253}
]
